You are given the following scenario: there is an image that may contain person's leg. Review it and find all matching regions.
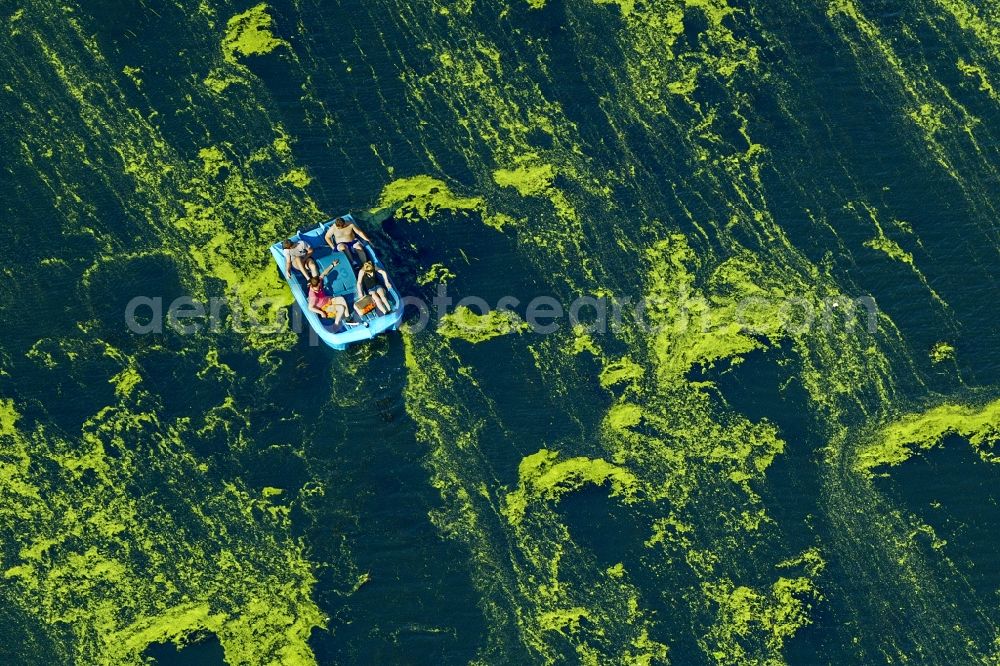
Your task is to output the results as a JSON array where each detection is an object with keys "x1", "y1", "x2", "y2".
[
  {"x1": 372, "y1": 287, "x2": 390, "y2": 313},
  {"x1": 305, "y1": 258, "x2": 319, "y2": 277},
  {"x1": 336, "y1": 298, "x2": 359, "y2": 327},
  {"x1": 352, "y1": 241, "x2": 367, "y2": 265},
  {"x1": 337, "y1": 243, "x2": 351, "y2": 263},
  {"x1": 292, "y1": 256, "x2": 307, "y2": 277},
  {"x1": 333, "y1": 298, "x2": 347, "y2": 327}
]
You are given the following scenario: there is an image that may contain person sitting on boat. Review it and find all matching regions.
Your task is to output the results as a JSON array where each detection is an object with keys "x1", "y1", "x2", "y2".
[
  {"x1": 282, "y1": 238, "x2": 318, "y2": 279},
  {"x1": 307, "y1": 261, "x2": 353, "y2": 328},
  {"x1": 324, "y1": 216, "x2": 371, "y2": 266},
  {"x1": 355, "y1": 261, "x2": 393, "y2": 315}
]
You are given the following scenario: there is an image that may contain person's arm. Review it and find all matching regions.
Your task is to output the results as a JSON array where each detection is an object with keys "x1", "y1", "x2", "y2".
[
  {"x1": 351, "y1": 224, "x2": 372, "y2": 243},
  {"x1": 356, "y1": 271, "x2": 364, "y2": 297},
  {"x1": 378, "y1": 269, "x2": 392, "y2": 291},
  {"x1": 319, "y1": 260, "x2": 340, "y2": 279},
  {"x1": 284, "y1": 251, "x2": 293, "y2": 278},
  {"x1": 324, "y1": 227, "x2": 337, "y2": 250}
]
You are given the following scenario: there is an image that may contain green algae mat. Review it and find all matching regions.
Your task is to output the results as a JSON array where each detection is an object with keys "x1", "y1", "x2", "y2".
[{"x1": 2, "y1": 0, "x2": 999, "y2": 663}]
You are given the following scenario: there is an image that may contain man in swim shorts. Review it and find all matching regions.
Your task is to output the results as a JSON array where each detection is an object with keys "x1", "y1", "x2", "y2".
[{"x1": 324, "y1": 216, "x2": 372, "y2": 266}]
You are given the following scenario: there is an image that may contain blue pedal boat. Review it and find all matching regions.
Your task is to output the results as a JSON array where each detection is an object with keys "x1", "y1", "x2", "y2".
[{"x1": 269, "y1": 215, "x2": 404, "y2": 350}]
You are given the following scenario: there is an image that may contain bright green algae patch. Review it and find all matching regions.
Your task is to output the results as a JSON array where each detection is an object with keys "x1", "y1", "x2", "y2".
[
  {"x1": 503, "y1": 449, "x2": 640, "y2": 525},
  {"x1": 493, "y1": 160, "x2": 555, "y2": 197},
  {"x1": 0, "y1": 395, "x2": 325, "y2": 664},
  {"x1": 390, "y1": 1, "x2": 846, "y2": 660},
  {"x1": 0, "y1": 5, "x2": 355, "y2": 662},
  {"x1": 643, "y1": 234, "x2": 802, "y2": 382},
  {"x1": 593, "y1": 0, "x2": 637, "y2": 16},
  {"x1": 536, "y1": 607, "x2": 590, "y2": 634},
  {"x1": 0, "y1": 398, "x2": 18, "y2": 437},
  {"x1": 703, "y1": 547, "x2": 825, "y2": 661},
  {"x1": 402, "y1": 326, "x2": 669, "y2": 663},
  {"x1": 222, "y1": 4, "x2": 286, "y2": 63},
  {"x1": 855, "y1": 398, "x2": 1000, "y2": 474},
  {"x1": 416, "y1": 263, "x2": 456, "y2": 285},
  {"x1": 702, "y1": 573, "x2": 823, "y2": 665},
  {"x1": 437, "y1": 306, "x2": 529, "y2": 343},
  {"x1": 374, "y1": 175, "x2": 484, "y2": 220},
  {"x1": 598, "y1": 357, "x2": 644, "y2": 388},
  {"x1": 930, "y1": 341, "x2": 956, "y2": 364}
]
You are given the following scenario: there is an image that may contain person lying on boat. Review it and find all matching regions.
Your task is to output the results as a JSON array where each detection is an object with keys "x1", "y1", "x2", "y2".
[
  {"x1": 307, "y1": 261, "x2": 354, "y2": 328},
  {"x1": 355, "y1": 261, "x2": 393, "y2": 315},
  {"x1": 282, "y1": 238, "x2": 318, "y2": 279},
  {"x1": 324, "y1": 216, "x2": 371, "y2": 266}
]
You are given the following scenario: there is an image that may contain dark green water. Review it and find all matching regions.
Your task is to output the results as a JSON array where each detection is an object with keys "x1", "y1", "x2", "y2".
[{"x1": 1, "y1": 0, "x2": 999, "y2": 664}]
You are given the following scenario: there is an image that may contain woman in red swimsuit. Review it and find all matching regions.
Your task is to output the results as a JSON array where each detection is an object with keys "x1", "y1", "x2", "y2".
[{"x1": 306, "y1": 261, "x2": 351, "y2": 329}]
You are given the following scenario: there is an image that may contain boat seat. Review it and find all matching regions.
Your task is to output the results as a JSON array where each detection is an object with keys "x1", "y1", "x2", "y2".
[{"x1": 314, "y1": 250, "x2": 357, "y2": 297}]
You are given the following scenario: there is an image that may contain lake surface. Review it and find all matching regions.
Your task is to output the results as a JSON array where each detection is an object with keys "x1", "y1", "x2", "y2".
[{"x1": 1, "y1": 0, "x2": 999, "y2": 664}]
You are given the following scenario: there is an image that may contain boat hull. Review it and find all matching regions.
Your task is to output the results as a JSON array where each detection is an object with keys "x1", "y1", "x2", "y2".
[{"x1": 269, "y1": 215, "x2": 404, "y2": 350}]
